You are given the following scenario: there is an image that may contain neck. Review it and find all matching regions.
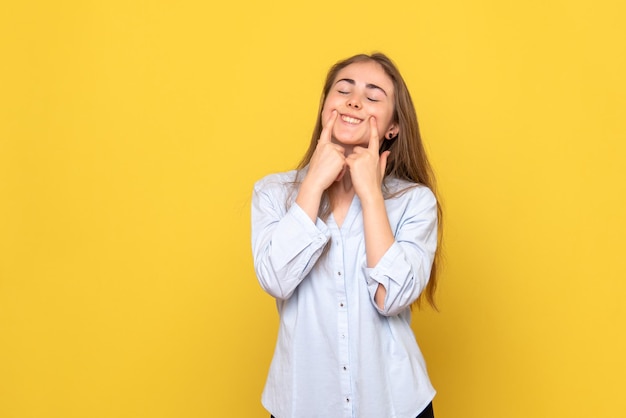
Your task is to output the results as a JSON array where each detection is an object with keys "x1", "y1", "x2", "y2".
[
  {"x1": 331, "y1": 138, "x2": 357, "y2": 157},
  {"x1": 329, "y1": 172, "x2": 355, "y2": 201}
]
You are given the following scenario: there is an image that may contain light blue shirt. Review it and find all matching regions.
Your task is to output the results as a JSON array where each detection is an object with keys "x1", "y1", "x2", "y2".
[{"x1": 252, "y1": 169, "x2": 438, "y2": 418}]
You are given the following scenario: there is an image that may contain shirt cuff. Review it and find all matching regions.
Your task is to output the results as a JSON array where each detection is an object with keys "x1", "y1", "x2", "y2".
[
  {"x1": 271, "y1": 203, "x2": 330, "y2": 269},
  {"x1": 364, "y1": 242, "x2": 411, "y2": 289}
]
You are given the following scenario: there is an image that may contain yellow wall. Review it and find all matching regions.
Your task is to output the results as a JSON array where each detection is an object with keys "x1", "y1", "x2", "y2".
[{"x1": 1, "y1": 1, "x2": 625, "y2": 417}]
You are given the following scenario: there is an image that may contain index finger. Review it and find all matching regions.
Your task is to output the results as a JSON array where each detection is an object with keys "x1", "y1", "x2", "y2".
[
  {"x1": 368, "y1": 116, "x2": 380, "y2": 152},
  {"x1": 319, "y1": 110, "x2": 338, "y2": 144}
]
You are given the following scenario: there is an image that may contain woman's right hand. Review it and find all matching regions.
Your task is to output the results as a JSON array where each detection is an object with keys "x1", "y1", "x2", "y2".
[{"x1": 303, "y1": 110, "x2": 345, "y2": 193}]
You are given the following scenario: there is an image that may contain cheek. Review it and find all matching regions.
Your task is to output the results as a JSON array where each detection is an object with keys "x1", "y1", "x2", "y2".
[
  {"x1": 319, "y1": 110, "x2": 333, "y2": 129},
  {"x1": 322, "y1": 95, "x2": 339, "y2": 110},
  {"x1": 376, "y1": 107, "x2": 396, "y2": 131},
  {"x1": 320, "y1": 100, "x2": 334, "y2": 121},
  {"x1": 371, "y1": 112, "x2": 392, "y2": 132},
  {"x1": 321, "y1": 99, "x2": 343, "y2": 126}
]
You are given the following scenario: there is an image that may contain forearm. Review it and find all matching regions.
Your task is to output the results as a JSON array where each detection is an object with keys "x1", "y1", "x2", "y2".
[
  {"x1": 253, "y1": 203, "x2": 330, "y2": 299},
  {"x1": 361, "y1": 192, "x2": 394, "y2": 309},
  {"x1": 295, "y1": 178, "x2": 324, "y2": 223},
  {"x1": 252, "y1": 179, "x2": 331, "y2": 300},
  {"x1": 363, "y1": 186, "x2": 439, "y2": 316}
]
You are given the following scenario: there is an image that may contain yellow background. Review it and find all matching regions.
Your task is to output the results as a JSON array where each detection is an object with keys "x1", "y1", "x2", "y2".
[{"x1": 1, "y1": 1, "x2": 625, "y2": 417}]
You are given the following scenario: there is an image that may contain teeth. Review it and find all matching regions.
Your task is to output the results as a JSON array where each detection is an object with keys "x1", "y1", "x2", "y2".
[{"x1": 341, "y1": 115, "x2": 362, "y2": 124}]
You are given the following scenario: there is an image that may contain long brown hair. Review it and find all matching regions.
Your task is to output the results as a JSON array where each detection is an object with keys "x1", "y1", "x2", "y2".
[{"x1": 296, "y1": 53, "x2": 443, "y2": 309}]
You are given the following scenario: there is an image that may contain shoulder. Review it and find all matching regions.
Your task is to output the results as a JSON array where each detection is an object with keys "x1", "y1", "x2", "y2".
[
  {"x1": 254, "y1": 170, "x2": 299, "y2": 189},
  {"x1": 384, "y1": 177, "x2": 437, "y2": 205},
  {"x1": 253, "y1": 170, "x2": 303, "y2": 205},
  {"x1": 384, "y1": 179, "x2": 438, "y2": 228}
]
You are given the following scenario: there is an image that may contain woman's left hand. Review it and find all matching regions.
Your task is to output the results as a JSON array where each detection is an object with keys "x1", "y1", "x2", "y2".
[{"x1": 346, "y1": 116, "x2": 390, "y2": 202}]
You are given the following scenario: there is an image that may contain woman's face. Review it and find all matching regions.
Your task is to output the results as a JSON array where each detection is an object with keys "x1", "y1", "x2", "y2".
[{"x1": 321, "y1": 60, "x2": 398, "y2": 148}]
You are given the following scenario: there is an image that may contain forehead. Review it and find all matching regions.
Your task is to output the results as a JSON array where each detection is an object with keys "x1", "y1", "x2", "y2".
[{"x1": 333, "y1": 61, "x2": 395, "y2": 94}]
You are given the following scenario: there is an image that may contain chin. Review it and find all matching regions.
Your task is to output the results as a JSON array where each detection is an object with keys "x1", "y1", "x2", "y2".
[{"x1": 334, "y1": 132, "x2": 368, "y2": 145}]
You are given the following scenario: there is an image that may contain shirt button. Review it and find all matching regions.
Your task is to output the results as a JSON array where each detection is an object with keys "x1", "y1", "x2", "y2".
[
  {"x1": 339, "y1": 302, "x2": 344, "y2": 307},
  {"x1": 343, "y1": 366, "x2": 347, "y2": 371},
  {"x1": 337, "y1": 271, "x2": 342, "y2": 276},
  {"x1": 346, "y1": 398, "x2": 350, "y2": 403}
]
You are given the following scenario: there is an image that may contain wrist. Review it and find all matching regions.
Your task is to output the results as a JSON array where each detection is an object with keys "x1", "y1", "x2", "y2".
[
  {"x1": 296, "y1": 178, "x2": 325, "y2": 222},
  {"x1": 358, "y1": 188, "x2": 385, "y2": 208},
  {"x1": 300, "y1": 177, "x2": 326, "y2": 198}
]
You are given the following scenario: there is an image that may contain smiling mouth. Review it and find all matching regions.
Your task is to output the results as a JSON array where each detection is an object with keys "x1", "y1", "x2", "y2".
[{"x1": 341, "y1": 114, "x2": 363, "y2": 125}]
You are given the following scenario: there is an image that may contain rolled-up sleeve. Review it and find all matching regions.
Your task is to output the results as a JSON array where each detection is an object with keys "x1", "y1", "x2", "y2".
[
  {"x1": 364, "y1": 187, "x2": 438, "y2": 316},
  {"x1": 252, "y1": 178, "x2": 330, "y2": 300}
]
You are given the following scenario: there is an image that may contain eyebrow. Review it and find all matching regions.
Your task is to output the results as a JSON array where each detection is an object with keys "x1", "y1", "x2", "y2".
[{"x1": 335, "y1": 78, "x2": 388, "y2": 96}]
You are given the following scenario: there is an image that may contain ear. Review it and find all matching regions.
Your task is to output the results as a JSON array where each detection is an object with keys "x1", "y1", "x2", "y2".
[{"x1": 385, "y1": 123, "x2": 399, "y2": 140}]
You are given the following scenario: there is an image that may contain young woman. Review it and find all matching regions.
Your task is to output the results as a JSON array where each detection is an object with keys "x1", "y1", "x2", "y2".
[{"x1": 252, "y1": 53, "x2": 442, "y2": 418}]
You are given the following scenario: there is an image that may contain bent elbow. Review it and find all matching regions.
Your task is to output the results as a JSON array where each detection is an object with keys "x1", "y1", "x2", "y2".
[
  {"x1": 377, "y1": 276, "x2": 428, "y2": 316},
  {"x1": 254, "y1": 260, "x2": 296, "y2": 301}
]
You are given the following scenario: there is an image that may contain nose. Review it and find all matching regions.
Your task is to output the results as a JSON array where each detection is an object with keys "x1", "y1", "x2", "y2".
[{"x1": 347, "y1": 96, "x2": 362, "y2": 109}]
